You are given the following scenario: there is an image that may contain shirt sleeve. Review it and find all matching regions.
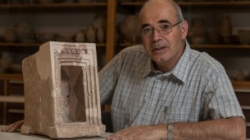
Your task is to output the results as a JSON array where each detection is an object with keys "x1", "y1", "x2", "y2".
[
  {"x1": 98, "y1": 50, "x2": 124, "y2": 105},
  {"x1": 204, "y1": 66, "x2": 245, "y2": 120}
]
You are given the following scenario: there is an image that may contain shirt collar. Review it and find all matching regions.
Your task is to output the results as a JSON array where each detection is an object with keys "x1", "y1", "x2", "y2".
[{"x1": 142, "y1": 41, "x2": 191, "y2": 83}]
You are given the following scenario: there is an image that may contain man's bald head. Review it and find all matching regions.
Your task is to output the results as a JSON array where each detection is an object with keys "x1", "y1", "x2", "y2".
[{"x1": 139, "y1": 0, "x2": 184, "y2": 23}]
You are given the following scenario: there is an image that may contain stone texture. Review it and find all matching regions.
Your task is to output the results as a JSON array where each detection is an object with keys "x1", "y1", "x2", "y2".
[{"x1": 20, "y1": 41, "x2": 105, "y2": 138}]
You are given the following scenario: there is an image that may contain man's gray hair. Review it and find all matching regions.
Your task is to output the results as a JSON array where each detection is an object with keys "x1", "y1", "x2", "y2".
[{"x1": 139, "y1": 0, "x2": 184, "y2": 22}]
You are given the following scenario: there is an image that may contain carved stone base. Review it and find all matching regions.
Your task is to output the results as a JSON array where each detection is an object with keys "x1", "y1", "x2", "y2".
[{"x1": 21, "y1": 41, "x2": 105, "y2": 138}]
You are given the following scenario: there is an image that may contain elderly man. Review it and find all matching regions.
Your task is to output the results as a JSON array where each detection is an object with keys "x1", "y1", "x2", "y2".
[
  {"x1": 101, "y1": 0, "x2": 245, "y2": 139},
  {"x1": 2, "y1": 0, "x2": 246, "y2": 140}
]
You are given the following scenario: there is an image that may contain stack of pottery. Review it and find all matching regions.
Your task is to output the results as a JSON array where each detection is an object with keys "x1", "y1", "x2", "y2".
[
  {"x1": 85, "y1": 14, "x2": 106, "y2": 43},
  {"x1": 35, "y1": 32, "x2": 57, "y2": 43}
]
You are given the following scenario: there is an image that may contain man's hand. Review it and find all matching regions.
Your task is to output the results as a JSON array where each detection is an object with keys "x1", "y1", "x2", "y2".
[
  {"x1": 106, "y1": 124, "x2": 167, "y2": 140},
  {"x1": 1, "y1": 120, "x2": 24, "y2": 132}
]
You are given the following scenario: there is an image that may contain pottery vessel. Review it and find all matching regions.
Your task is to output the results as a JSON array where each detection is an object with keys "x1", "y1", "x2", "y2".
[
  {"x1": 16, "y1": 21, "x2": 34, "y2": 43},
  {"x1": 119, "y1": 15, "x2": 140, "y2": 44},
  {"x1": 237, "y1": 30, "x2": 250, "y2": 44},
  {"x1": 0, "y1": 52, "x2": 13, "y2": 73},
  {"x1": 4, "y1": 28, "x2": 17, "y2": 43},
  {"x1": 92, "y1": 14, "x2": 106, "y2": 43},
  {"x1": 188, "y1": 17, "x2": 207, "y2": 44},
  {"x1": 236, "y1": 70, "x2": 245, "y2": 81},
  {"x1": 86, "y1": 25, "x2": 96, "y2": 43},
  {"x1": 219, "y1": 14, "x2": 232, "y2": 44},
  {"x1": 74, "y1": 30, "x2": 85, "y2": 42}
]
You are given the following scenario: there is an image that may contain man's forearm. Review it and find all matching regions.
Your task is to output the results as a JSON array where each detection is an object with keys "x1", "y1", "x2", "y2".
[
  {"x1": 172, "y1": 117, "x2": 246, "y2": 140},
  {"x1": 104, "y1": 117, "x2": 246, "y2": 140}
]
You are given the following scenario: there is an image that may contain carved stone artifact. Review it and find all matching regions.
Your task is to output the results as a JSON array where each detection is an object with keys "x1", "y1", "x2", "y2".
[{"x1": 21, "y1": 41, "x2": 105, "y2": 138}]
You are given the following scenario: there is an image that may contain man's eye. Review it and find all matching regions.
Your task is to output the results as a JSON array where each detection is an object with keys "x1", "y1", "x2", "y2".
[
  {"x1": 142, "y1": 28, "x2": 152, "y2": 34},
  {"x1": 160, "y1": 24, "x2": 171, "y2": 31}
]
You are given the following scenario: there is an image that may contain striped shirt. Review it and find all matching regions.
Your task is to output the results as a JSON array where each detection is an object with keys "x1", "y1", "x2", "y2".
[{"x1": 99, "y1": 42, "x2": 244, "y2": 132}]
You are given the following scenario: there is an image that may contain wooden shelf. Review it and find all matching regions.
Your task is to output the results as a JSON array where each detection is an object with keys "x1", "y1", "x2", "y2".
[
  {"x1": 119, "y1": 1, "x2": 250, "y2": 7},
  {"x1": 0, "y1": 74, "x2": 23, "y2": 80},
  {"x1": 242, "y1": 106, "x2": 250, "y2": 110},
  {"x1": 14, "y1": 43, "x2": 241, "y2": 50},
  {"x1": 8, "y1": 109, "x2": 24, "y2": 114},
  {"x1": 0, "y1": 95, "x2": 24, "y2": 103},
  {"x1": 0, "y1": 42, "x2": 106, "y2": 48},
  {"x1": 0, "y1": 74, "x2": 24, "y2": 125},
  {"x1": 191, "y1": 44, "x2": 250, "y2": 49},
  {"x1": 118, "y1": 43, "x2": 141, "y2": 47},
  {"x1": 234, "y1": 88, "x2": 250, "y2": 93},
  {"x1": 0, "y1": 2, "x2": 107, "y2": 9},
  {"x1": 118, "y1": 43, "x2": 250, "y2": 49},
  {"x1": 247, "y1": 123, "x2": 250, "y2": 127},
  {"x1": 233, "y1": 81, "x2": 250, "y2": 89},
  {"x1": 178, "y1": 1, "x2": 250, "y2": 7}
]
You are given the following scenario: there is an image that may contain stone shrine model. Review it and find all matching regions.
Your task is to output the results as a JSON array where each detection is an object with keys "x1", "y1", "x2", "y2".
[{"x1": 20, "y1": 41, "x2": 106, "y2": 138}]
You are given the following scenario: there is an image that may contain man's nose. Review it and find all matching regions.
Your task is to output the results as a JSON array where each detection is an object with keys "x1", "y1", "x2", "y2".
[{"x1": 153, "y1": 29, "x2": 162, "y2": 41}]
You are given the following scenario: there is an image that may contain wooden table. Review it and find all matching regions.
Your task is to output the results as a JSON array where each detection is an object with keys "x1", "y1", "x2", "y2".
[
  {"x1": 0, "y1": 132, "x2": 111, "y2": 140},
  {"x1": 0, "y1": 125, "x2": 111, "y2": 140}
]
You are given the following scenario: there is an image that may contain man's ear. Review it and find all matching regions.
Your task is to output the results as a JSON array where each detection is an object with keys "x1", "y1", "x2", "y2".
[{"x1": 181, "y1": 20, "x2": 189, "y2": 39}]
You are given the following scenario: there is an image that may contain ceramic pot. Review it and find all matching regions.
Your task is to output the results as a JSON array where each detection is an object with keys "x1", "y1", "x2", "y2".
[
  {"x1": 86, "y1": 25, "x2": 95, "y2": 43},
  {"x1": 96, "y1": 28, "x2": 105, "y2": 43},
  {"x1": 219, "y1": 14, "x2": 232, "y2": 44},
  {"x1": 236, "y1": 70, "x2": 245, "y2": 81},
  {"x1": 74, "y1": 30, "x2": 85, "y2": 42},
  {"x1": 16, "y1": 21, "x2": 34, "y2": 43},
  {"x1": 4, "y1": 28, "x2": 17, "y2": 43},
  {"x1": 237, "y1": 30, "x2": 250, "y2": 44},
  {"x1": 119, "y1": 15, "x2": 140, "y2": 44}
]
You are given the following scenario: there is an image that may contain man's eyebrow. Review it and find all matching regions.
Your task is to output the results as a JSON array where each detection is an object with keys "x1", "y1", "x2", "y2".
[
  {"x1": 158, "y1": 19, "x2": 171, "y2": 24},
  {"x1": 141, "y1": 24, "x2": 150, "y2": 29},
  {"x1": 141, "y1": 20, "x2": 171, "y2": 29}
]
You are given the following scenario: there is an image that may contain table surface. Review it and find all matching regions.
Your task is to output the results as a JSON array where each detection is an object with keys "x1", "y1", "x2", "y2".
[
  {"x1": 0, "y1": 132, "x2": 111, "y2": 140},
  {"x1": 0, "y1": 125, "x2": 111, "y2": 140}
]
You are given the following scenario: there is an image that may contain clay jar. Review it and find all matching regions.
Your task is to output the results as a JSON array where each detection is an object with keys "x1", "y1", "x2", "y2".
[
  {"x1": 4, "y1": 28, "x2": 17, "y2": 43},
  {"x1": 236, "y1": 70, "x2": 245, "y2": 81},
  {"x1": 219, "y1": 14, "x2": 232, "y2": 44},
  {"x1": 237, "y1": 30, "x2": 250, "y2": 44},
  {"x1": 91, "y1": 15, "x2": 106, "y2": 43},
  {"x1": 86, "y1": 25, "x2": 95, "y2": 43},
  {"x1": 85, "y1": 14, "x2": 106, "y2": 43},
  {"x1": 74, "y1": 30, "x2": 85, "y2": 43},
  {"x1": 188, "y1": 17, "x2": 207, "y2": 44},
  {"x1": 119, "y1": 15, "x2": 140, "y2": 44},
  {"x1": 16, "y1": 21, "x2": 34, "y2": 43}
]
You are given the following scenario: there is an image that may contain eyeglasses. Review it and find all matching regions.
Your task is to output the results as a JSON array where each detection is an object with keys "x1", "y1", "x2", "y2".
[{"x1": 141, "y1": 21, "x2": 182, "y2": 37}]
